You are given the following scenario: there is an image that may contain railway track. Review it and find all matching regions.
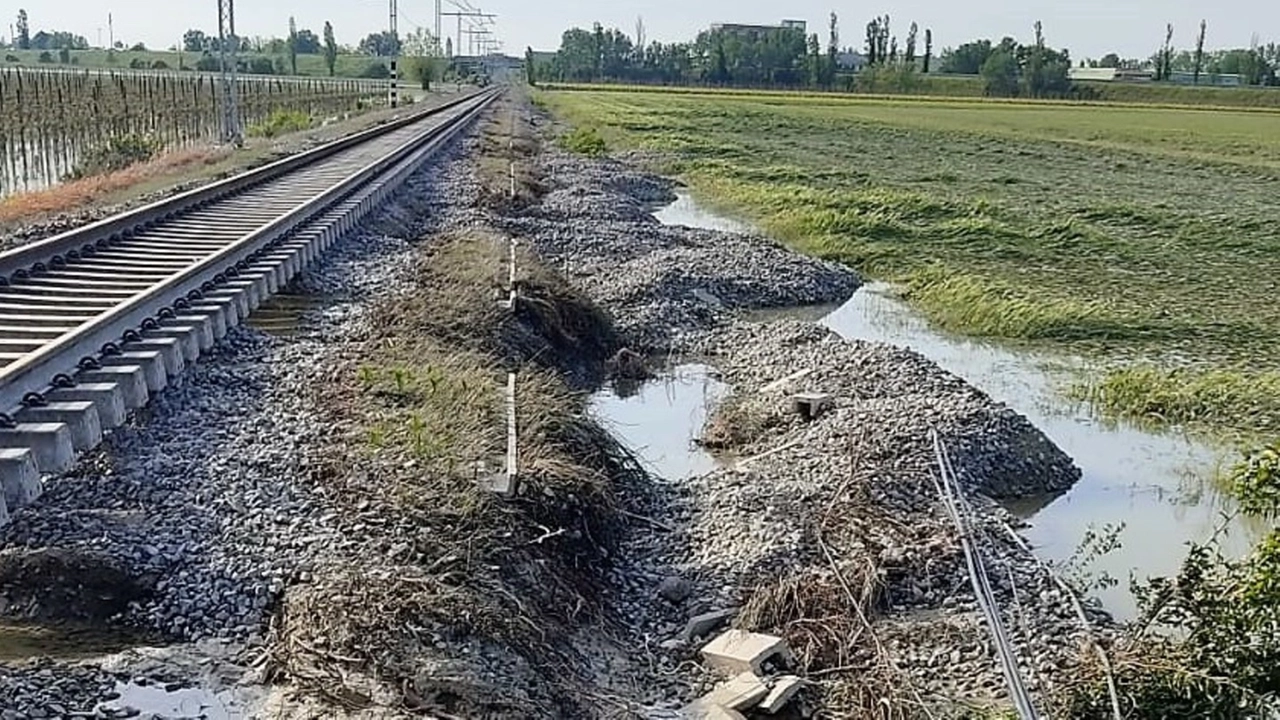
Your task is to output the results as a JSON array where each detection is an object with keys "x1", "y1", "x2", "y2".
[{"x1": 0, "y1": 88, "x2": 498, "y2": 522}]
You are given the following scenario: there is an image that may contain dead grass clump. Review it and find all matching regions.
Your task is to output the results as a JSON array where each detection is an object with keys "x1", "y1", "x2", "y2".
[
  {"x1": 699, "y1": 394, "x2": 787, "y2": 450},
  {"x1": 513, "y1": 244, "x2": 620, "y2": 373},
  {"x1": 0, "y1": 146, "x2": 228, "y2": 229},
  {"x1": 271, "y1": 565, "x2": 545, "y2": 715},
  {"x1": 739, "y1": 566, "x2": 880, "y2": 671},
  {"x1": 272, "y1": 330, "x2": 643, "y2": 712},
  {"x1": 376, "y1": 231, "x2": 621, "y2": 382},
  {"x1": 476, "y1": 96, "x2": 545, "y2": 209}
]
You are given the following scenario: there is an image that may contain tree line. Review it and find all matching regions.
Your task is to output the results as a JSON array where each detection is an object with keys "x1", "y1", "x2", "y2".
[
  {"x1": 2, "y1": 9, "x2": 451, "y2": 84},
  {"x1": 533, "y1": 13, "x2": 1280, "y2": 94},
  {"x1": 531, "y1": 13, "x2": 1084, "y2": 98}
]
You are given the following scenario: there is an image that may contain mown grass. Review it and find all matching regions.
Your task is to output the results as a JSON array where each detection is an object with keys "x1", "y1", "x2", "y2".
[{"x1": 540, "y1": 88, "x2": 1280, "y2": 437}]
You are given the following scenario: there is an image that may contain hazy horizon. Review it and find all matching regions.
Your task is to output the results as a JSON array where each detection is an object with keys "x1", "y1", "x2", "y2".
[{"x1": 2, "y1": 0, "x2": 1275, "y2": 62}]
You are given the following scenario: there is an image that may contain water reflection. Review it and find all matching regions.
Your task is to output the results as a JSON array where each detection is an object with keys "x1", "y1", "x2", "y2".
[
  {"x1": 655, "y1": 194, "x2": 1258, "y2": 620},
  {"x1": 590, "y1": 364, "x2": 728, "y2": 482}
]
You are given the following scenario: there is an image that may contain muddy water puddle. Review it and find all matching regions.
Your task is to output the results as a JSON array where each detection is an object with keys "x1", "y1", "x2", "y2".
[
  {"x1": 590, "y1": 364, "x2": 729, "y2": 481},
  {"x1": 103, "y1": 681, "x2": 237, "y2": 718},
  {"x1": 246, "y1": 292, "x2": 329, "y2": 337},
  {"x1": 654, "y1": 193, "x2": 1254, "y2": 620}
]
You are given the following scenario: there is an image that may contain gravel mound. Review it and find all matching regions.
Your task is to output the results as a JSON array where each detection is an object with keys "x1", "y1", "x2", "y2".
[{"x1": 497, "y1": 152, "x2": 862, "y2": 352}]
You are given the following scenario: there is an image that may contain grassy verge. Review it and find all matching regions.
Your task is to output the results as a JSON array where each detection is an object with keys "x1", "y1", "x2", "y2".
[
  {"x1": 538, "y1": 88, "x2": 1280, "y2": 439},
  {"x1": 541, "y1": 80, "x2": 1280, "y2": 112},
  {"x1": 270, "y1": 231, "x2": 641, "y2": 715}
]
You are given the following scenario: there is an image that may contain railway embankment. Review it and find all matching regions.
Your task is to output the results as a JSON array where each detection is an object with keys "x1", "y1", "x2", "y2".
[{"x1": 0, "y1": 91, "x2": 1113, "y2": 719}]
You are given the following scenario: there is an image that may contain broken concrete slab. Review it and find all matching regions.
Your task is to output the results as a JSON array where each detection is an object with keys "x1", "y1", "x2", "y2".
[
  {"x1": 682, "y1": 698, "x2": 748, "y2": 720},
  {"x1": 701, "y1": 629, "x2": 792, "y2": 676},
  {"x1": 706, "y1": 671, "x2": 770, "y2": 712},
  {"x1": 791, "y1": 392, "x2": 834, "y2": 421},
  {"x1": 759, "y1": 675, "x2": 805, "y2": 714},
  {"x1": 682, "y1": 608, "x2": 736, "y2": 643}
]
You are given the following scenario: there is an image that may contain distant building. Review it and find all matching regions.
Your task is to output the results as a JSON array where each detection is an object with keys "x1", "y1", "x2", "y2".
[
  {"x1": 1069, "y1": 67, "x2": 1157, "y2": 83},
  {"x1": 711, "y1": 20, "x2": 807, "y2": 37},
  {"x1": 836, "y1": 51, "x2": 868, "y2": 71},
  {"x1": 1168, "y1": 70, "x2": 1243, "y2": 87}
]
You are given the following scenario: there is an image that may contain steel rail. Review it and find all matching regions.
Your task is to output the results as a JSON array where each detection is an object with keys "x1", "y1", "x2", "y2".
[
  {"x1": 930, "y1": 430, "x2": 1041, "y2": 720},
  {"x1": 0, "y1": 90, "x2": 484, "y2": 279},
  {"x1": 0, "y1": 89, "x2": 498, "y2": 421}
]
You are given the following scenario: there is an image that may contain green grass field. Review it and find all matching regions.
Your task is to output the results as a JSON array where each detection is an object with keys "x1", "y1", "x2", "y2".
[{"x1": 541, "y1": 89, "x2": 1280, "y2": 437}]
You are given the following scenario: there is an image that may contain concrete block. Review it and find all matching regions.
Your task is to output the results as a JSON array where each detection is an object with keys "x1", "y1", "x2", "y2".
[
  {"x1": 0, "y1": 423, "x2": 74, "y2": 475},
  {"x1": 77, "y1": 366, "x2": 149, "y2": 409},
  {"x1": 49, "y1": 383, "x2": 126, "y2": 429},
  {"x1": 0, "y1": 448, "x2": 40, "y2": 510},
  {"x1": 790, "y1": 392, "x2": 834, "y2": 421},
  {"x1": 758, "y1": 675, "x2": 805, "y2": 714},
  {"x1": 204, "y1": 291, "x2": 250, "y2": 325},
  {"x1": 683, "y1": 609, "x2": 737, "y2": 643},
  {"x1": 187, "y1": 303, "x2": 231, "y2": 340},
  {"x1": 705, "y1": 672, "x2": 770, "y2": 712},
  {"x1": 126, "y1": 337, "x2": 184, "y2": 377},
  {"x1": 700, "y1": 630, "x2": 792, "y2": 676},
  {"x1": 144, "y1": 326, "x2": 200, "y2": 364},
  {"x1": 100, "y1": 351, "x2": 167, "y2": 394},
  {"x1": 681, "y1": 701, "x2": 746, "y2": 720},
  {"x1": 168, "y1": 315, "x2": 216, "y2": 352},
  {"x1": 224, "y1": 279, "x2": 263, "y2": 312},
  {"x1": 17, "y1": 401, "x2": 103, "y2": 452}
]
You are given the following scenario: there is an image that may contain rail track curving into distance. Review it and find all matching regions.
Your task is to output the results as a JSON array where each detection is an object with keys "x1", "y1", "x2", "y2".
[{"x1": 0, "y1": 88, "x2": 499, "y2": 521}]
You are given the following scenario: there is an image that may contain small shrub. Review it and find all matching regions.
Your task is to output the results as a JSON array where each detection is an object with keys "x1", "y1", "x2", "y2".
[
  {"x1": 1228, "y1": 442, "x2": 1280, "y2": 517},
  {"x1": 129, "y1": 58, "x2": 147, "y2": 69},
  {"x1": 67, "y1": 134, "x2": 161, "y2": 179},
  {"x1": 4, "y1": 54, "x2": 18, "y2": 63},
  {"x1": 246, "y1": 57, "x2": 274, "y2": 75},
  {"x1": 58, "y1": 48, "x2": 71, "y2": 64},
  {"x1": 37, "y1": 52, "x2": 54, "y2": 64},
  {"x1": 248, "y1": 109, "x2": 312, "y2": 138},
  {"x1": 559, "y1": 126, "x2": 608, "y2": 156},
  {"x1": 150, "y1": 60, "x2": 169, "y2": 70},
  {"x1": 361, "y1": 62, "x2": 391, "y2": 79}
]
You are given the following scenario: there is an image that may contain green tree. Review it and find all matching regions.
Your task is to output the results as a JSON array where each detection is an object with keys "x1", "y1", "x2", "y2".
[
  {"x1": 923, "y1": 28, "x2": 932, "y2": 72},
  {"x1": 525, "y1": 46, "x2": 537, "y2": 86},
  {"x1": 865, "y1": 19, "x2": 879, "y2": 66},
  {"x1": 981, "y1": 49, "x2": 1019, "y2": 96},
  {"x1": 824, "y1": 12, "x2": 839, "y2": 88},
  {"x1": 16, "y1": 9, "x2": 29, "y2": 50},
  {"x1": 1193, "y1": 20, "x2": 1206, "y2": 84},
  {"x1": 905, "y1": 22, "x2": 918, "y2": 66},
  {"x1": 807, "y1": 33, "x2": 822, "y2": 87},
  {"x1": 939, "y1": 39, "x2": 993, "y2": 73},
  {"x1": 323, "y1": 21, "x2": 337, "y2": 76},
  {"x1": 1098, "y1": 52, "x2": 1121, "y2": 67}
]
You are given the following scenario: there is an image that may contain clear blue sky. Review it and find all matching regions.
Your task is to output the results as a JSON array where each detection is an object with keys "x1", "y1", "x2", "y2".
[{"x1": 4, "y1": 0, "x2": 1275, "y2": 60}]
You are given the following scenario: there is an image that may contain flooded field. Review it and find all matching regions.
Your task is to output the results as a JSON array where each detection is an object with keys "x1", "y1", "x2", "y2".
[{"x1": 641, "y1": 192, "x2": 1257, "y2": 619}]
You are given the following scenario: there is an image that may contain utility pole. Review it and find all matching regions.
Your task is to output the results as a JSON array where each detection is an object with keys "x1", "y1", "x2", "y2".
[
  {"x1": 108, "y1": 12, "x2": 114, "y2": 48},
  {"x1": 435, "y1": 0, "x2": 443, "y2": 55},
  {"x1": 441, "y1": 9, "x2": 494, "y2": 57},
  {"x1": 389, "y1": 0, "x2": 399, "y2": 107},
  {"x1": 217, "y1": 0, "x2": 241, "y2": 144}
]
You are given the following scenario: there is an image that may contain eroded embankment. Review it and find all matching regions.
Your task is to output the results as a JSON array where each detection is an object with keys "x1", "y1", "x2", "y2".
[
  {"x1": 486, "y1": 101, "x2": 1118, "y2": 718},
  {"x1": 0, "y1": 91, "x2": 1111, "y2": 720}
]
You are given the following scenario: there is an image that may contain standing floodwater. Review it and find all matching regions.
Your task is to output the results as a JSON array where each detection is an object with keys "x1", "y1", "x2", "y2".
[
  {"x1": 655, "y1": 192, "x2": 1256, "y2": 619},
  {"x1": 589, "y1": 364, "x2": 728, "y2": 481}
]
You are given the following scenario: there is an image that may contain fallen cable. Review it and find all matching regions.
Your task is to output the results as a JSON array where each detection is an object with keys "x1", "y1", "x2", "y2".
[{"x1": 930, "y1": 429, "x2": 1040, "y2": 720}]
